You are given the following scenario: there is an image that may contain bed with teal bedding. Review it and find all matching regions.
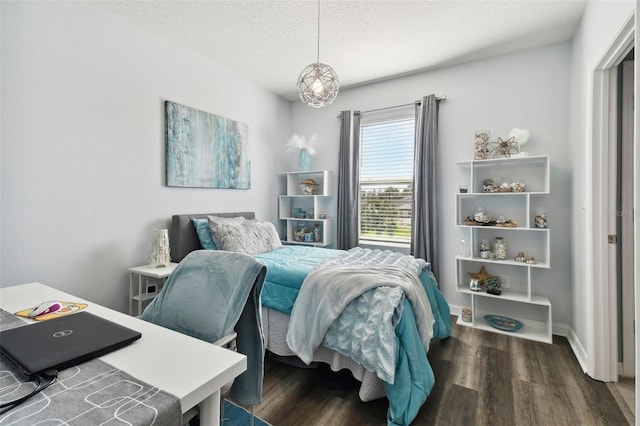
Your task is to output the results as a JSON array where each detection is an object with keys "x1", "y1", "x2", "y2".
[
  {"x1": 253, "y1": 245, "x2": 343, "y2": 314},
  {"x1": 256, "y1": 245, "x2": 451, "y2": 425},
  {"x1": 170, "y1": 213, "x2": 451, "y2": 426}
]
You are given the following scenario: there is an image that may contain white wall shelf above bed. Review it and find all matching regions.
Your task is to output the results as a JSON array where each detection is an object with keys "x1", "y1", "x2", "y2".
[
  {"x1": 455, "y1": 155, "x2": 552, "y2": 344},
  {"x1": 279, "y1": 170, "x2": 333, "y2": 247}
]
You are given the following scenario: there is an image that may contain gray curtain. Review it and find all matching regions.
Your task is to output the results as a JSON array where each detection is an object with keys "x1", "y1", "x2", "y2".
[
  {"x1": 411, "y1": 94, "x2": 440, "y2": 278},
  {"x1": 336, "y1": 110, "x2": 360, "y2": 250}
]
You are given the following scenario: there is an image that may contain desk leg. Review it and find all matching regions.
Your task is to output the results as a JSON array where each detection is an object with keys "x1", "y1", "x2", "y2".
[
  {"x1": 129, "y1": 273, "x2": 134, "y2": 316},
  {"x1": 138, "y1": 273, "x2": 143, "y2": 317},
  {"x1": 198, "y1": 389, "x2": 221, "y2": 426}
]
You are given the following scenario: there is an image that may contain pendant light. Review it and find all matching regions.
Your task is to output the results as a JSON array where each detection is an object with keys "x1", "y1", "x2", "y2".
[{"x1": 296, "y1": 0, "x2": 339, "y2": 108}]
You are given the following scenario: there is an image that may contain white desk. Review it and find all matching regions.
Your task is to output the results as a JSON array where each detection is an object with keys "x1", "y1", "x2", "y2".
[{"x1": 0, "y1": 282, "x2": 246, "y2": 426}]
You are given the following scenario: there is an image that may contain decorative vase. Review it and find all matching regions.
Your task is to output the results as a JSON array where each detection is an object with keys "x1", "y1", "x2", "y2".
[
  {"x1": 298, "y1": 149, "x2": 312, "y2": 171},
  {"x1": 149, "y1": 228, "x2": 171, "y2": 268}
]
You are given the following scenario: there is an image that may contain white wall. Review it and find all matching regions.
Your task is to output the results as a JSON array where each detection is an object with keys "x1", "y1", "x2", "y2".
[
  {"x1": 285, "y1": 42, "x2": 574, "y2": 329},
  {"x1": 0, "y1": 2, "x2": 290, "y2": 312},
  {"x1": 568, "y1": 0, "x2": 635, "y2": 374}
]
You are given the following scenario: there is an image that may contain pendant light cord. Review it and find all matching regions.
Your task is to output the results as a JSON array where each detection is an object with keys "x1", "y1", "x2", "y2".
[
  {"x1": 297, "y1": 0, "x2": 339, "y2": 107},
  {"x1": 316, "y1": 0, "x2": 320, "y2": 63}
]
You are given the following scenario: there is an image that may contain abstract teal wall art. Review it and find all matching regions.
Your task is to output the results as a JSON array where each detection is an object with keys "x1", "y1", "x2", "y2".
[{"x1": 165, "y1": 101, "x2": 250, "y2": 189}]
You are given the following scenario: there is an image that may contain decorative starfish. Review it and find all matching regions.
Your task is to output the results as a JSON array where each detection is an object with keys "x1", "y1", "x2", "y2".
[
  {"x1": 468, "y1": 266, "x2": 497, "y2": 285},
  {"x1": 488, "y1": 136, "x2": 519, "y2": 158}
]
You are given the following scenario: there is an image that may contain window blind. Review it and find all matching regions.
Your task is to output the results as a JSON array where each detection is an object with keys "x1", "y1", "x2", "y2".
[{"x1": 359, "y1": 117, "x2": 415, "y2": 244}]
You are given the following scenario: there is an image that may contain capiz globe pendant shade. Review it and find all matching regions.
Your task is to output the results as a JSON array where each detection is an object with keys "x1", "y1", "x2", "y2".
[{"x1": 297, "y1": 62, "x2": 340, "y2": 108}]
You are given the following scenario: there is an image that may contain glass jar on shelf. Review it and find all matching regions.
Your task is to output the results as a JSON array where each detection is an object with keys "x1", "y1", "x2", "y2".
[
  {"x1": 498, "y1": 177, "x2": 512, "y2": 192},
  {"x1": 482, "y1": 179, "x2": 497, "y2": 193},
  {"x1": 511, "y1": 177, "x2": 526, "y2": 192},
  {"x1": 460, "y1": 239, "x2": 471, "y2": 257},
  {"x1": 461, "y1": 307, "x2": 472, "y2": 322},
  {"x1": 473, "y1": 206, "x2": 490, "y2": 224},
  {"x1": 493, "y1": 237, "x2": 506, "y2": 260},
  {"x1": 479, "y1": 239, "x2": 491, "y2": 259}
]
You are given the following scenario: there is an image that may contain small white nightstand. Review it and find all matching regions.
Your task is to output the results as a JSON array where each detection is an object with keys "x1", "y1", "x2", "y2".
[{"x1": 128, "y1": 263, "x2": 178, "y2": 316}]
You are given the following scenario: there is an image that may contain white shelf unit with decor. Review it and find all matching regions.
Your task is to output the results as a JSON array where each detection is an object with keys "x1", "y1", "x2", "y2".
[
  {"x1": 279, "y1": 170, "x2": 333, "y2": 247},
  {"x1": 455, "y1": 155, "x2": 552, "y2": 343}
]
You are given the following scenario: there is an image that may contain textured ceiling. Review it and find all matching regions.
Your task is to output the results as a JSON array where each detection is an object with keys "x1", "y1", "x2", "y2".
[{"x1": 95, "y1": 0, "x2": 587, "y2": 101}]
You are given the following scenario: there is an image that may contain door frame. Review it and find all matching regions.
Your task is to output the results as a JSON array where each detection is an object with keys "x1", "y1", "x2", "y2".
[{"x1": 588, "y1": 15, "x2": 634, "y2": 382}]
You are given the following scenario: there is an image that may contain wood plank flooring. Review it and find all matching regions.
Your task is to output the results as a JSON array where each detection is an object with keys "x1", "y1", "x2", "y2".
[{"x1": 249, "y1": 316, "x2": 632, "y2": 425}]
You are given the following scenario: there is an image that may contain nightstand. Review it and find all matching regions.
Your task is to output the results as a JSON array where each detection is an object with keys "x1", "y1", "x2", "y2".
[{"x1": 128, "y1": 263, "x2": 178, "y2": 316}]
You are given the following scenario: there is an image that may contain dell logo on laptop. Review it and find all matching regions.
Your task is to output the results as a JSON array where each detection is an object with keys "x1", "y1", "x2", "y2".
[{"x1": 53, "y1": 330, "x2": 73, "y2": 338}]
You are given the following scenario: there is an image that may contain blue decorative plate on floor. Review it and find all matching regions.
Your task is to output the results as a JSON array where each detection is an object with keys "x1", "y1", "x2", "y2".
[{"x1": 484, "y1": 314, "x2": 524, "y2": 332}]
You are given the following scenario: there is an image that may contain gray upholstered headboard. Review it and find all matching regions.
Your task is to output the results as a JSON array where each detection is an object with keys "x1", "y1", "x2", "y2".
[{"x1": 170, "y1": 212, "x2": 256, "y2": 263}]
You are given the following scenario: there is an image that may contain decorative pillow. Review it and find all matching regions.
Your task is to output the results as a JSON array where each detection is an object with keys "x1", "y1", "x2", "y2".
[
  {"x1": 207, "y1": 215, "x2": 248, "y2": 226},
  {"x1": 191, "y1": 218, "x2": 217, "y2": 250},
  {"x1": 209, "y1": 220, "x2": 282, "y2": 255}
]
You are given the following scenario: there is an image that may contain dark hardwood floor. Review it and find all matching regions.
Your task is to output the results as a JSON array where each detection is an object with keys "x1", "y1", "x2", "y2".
[{"x1": 249, "y1": 316, "x2": 632, "y2": 425}]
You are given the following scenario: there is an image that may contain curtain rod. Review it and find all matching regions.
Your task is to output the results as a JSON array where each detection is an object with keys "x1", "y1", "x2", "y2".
[{"x1": 335, "y1": 95, "x2": 445, "y2": 118}]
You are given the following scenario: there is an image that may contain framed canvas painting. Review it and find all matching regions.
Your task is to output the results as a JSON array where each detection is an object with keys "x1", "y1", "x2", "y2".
[{"x1": 165, "y1": 101, "x2": 250, "y2": 189}]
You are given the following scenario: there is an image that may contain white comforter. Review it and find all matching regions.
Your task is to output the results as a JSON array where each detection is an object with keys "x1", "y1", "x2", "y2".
[{"x1": 286, "y1": 264, "x2": 435, "y2": 383}]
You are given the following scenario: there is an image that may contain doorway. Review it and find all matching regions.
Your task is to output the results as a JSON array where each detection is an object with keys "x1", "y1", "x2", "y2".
[
  {"x1": 614, "y1": 49, "x2": 635, "y2": 415},
  {"x1": 617, "y1": 50, "x2": 634, "y2": 379},
  {"x1": 590, "y1": 14, "x2": 635, "y2": 385}
]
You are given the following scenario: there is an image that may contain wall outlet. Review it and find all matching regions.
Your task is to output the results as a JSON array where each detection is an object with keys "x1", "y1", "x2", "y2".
[
  {"x1": 145, "y1": 278, "x2": 158, "y2": 295},
  {"x1": 501, "y1": 275, "x2": 510, "y2": 288}
]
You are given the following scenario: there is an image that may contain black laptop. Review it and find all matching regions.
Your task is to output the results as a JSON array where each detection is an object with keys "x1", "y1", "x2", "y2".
[{"x1": 0, "y1": 311, "x2": 142, "y2": 377}]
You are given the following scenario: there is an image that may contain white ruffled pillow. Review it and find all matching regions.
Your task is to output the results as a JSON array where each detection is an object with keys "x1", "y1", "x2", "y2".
[{"x1": 208, "y1": 219, "x2": 282, "y2": 255}]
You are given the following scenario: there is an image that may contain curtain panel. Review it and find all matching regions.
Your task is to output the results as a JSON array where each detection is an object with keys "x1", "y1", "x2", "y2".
[
  {"x1": 336, "y1": 111, "x2": 360, "y2": 250},
  {"x1": 411, "y1": 94, "x2": 440, "y2": 278}
]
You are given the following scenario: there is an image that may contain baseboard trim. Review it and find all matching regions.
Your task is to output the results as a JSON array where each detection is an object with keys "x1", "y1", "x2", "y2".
[
  {"x1": 449, "y1": 303, "x2": 462, "y2": 317},
  {"x1": 552, "y1": 322, "x2": 570, "y2": 337},
  {"x1": 566, "y1": 327, "x2": 589, "y2": 373}
]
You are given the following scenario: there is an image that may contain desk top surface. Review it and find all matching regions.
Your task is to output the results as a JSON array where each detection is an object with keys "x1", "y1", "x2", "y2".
[{"x1": 0, "y1": 282, "x2": 246, "y2": 414}]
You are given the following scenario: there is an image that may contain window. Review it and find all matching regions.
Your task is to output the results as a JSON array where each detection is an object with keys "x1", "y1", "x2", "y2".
[{"x1": 359, "y1": 109, "x2": 415, "y2": 245}]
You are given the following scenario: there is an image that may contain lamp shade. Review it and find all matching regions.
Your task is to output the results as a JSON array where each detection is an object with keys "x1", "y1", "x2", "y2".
[{"x1": 297, "y1": 62, "x2": 340, "y2": 108}]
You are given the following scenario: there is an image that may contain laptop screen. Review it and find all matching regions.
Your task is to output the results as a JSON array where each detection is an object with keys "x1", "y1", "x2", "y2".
[{"x1": 0, "y1": 311, "x2": 141, "y2": 377}]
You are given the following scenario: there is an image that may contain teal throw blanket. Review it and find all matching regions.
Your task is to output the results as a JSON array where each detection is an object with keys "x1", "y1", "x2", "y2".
[{"x1": 141, "y1": 250, "x2": 267, "y2": 406}]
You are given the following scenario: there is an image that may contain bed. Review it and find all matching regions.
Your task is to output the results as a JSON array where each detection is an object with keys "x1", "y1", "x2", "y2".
[{"x1": 169, "y1": 213, "x2": 451, "y2": 426}]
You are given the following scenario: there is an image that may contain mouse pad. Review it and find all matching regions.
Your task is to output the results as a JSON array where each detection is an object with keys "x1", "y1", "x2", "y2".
[{"x1": 15, "y1": 301, "x2": 88, "y2": 321}]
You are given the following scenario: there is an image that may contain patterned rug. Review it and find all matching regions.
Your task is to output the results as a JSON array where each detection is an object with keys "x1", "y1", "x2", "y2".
[
  {"x1": 188, "y1": 400, "x2": 271, "y2": 426},
  {"x1": 223, "y1": 400, "x2": 272, "y2": 426}
]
